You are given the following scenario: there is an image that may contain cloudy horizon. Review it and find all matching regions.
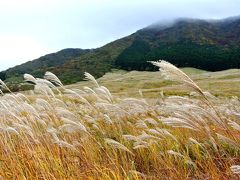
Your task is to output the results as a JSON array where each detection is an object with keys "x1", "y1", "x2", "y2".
[{"x1": 0, "y1": 0, "x2": 239, "y2": 71}]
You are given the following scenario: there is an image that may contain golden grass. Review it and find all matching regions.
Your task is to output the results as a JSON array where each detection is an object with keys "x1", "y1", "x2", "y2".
[{"x1": 0, "y1": 64, "x2": 239, "y2": 179}]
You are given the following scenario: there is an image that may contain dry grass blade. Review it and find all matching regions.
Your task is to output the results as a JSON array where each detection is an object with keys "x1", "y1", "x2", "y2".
[
  {"x1": 228, "y1": 121, "x2": 240, "y2": 131},
  {"x1": 217, "y1": 133, "x2": 239, "y2": 149},
  {"x1": 0, "y1": 79, "x2": 11, "y2": 92}
]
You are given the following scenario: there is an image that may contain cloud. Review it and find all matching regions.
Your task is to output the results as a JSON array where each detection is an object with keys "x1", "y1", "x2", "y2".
[{"x1": 0, "y1": 34, "x2": 53, "y2": 71}]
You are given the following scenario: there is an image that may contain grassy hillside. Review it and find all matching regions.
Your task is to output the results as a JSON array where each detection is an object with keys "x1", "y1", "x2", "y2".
[
  {"x1": 54, "y1": 35, "x2": 135, "y2": 84},
  {"x1": 3, "y1": 48, "x2": 89, "y2": 81},
  {"x1": 1, "y1": 16, "x2": 240, "y2": 90},
  {"x1": 68, "y1": 68, "x2": 240, "y2": 97}
]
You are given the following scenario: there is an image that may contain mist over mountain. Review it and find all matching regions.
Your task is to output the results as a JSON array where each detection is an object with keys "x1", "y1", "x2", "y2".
[
  {"x1": 1, "y1": 16, "x2": 240, "y2": 89},
  {"x1": 116, "y1": 16, "x2": 240, "y2": 71}
]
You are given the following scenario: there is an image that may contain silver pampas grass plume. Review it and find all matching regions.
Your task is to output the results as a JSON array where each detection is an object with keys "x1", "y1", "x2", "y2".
[
  {"x1": 24, "y1": 74, "x2": 36, "y2": 84},
  {"x1": 105, "y1": 138, "x2": 134, "y2": 155},
  {"x1": 44, "y1": 71, "x2": 63, "y2": 87},
  {"x1": 150, "y1": 60, "x2": 204, "y2": 96},
  {"x1": 230, "y1": 165, "x2": 240, "y2": 174},
  {"x1": 84, "y1": 72, "x2": 99, "y2": 87}
]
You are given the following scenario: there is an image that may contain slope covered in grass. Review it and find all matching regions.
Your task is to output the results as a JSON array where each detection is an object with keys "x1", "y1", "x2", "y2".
[{"x1": 68, "y1": 68, "x2": 240, "y2": 97}]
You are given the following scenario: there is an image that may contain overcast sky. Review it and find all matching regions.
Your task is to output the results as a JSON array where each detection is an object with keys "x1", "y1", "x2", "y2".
[{"x1": 0, "y1": 0, "x2": 239, "y2": 71}]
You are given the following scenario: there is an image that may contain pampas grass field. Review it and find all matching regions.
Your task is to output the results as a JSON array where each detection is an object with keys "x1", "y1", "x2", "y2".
[{"x1": 0, "y1": 61, "x2": 239, "y2": 179}]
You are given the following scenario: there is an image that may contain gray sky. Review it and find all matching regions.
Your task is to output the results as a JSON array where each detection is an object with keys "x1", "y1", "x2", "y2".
[{"x1": 0, "y1": 0, "x2": 239, "y2": 71}]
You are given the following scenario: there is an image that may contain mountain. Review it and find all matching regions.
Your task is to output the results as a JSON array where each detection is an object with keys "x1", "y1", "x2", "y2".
[
  {"x1": 2, "y1": 16, "x2": 240, "y2": 89},
  {"x1": 116, "y1": 17, "x2": 240, "y2": 71},
  {"x1": 2, "y1": 48, "x2": 89, "y2": 80}
]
